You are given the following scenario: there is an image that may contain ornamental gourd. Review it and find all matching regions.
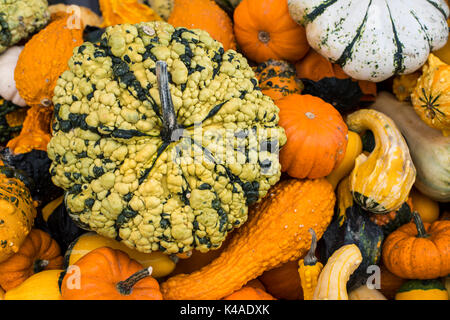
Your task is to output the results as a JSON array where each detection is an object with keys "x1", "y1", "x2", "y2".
[
  {"x1": 168, "y1": 0, "x2": 236, "y2": 51},
  {"x1": 410, "y1": 188, "x2": 440, "y2": 223},
  {"x1": 142, "y1": 0, "x2": 174, "y2": 20},
  {"x1": 0, "y1": 0, "x2": 50, "y2": 54},
  {"x1": 0, "y1": 229, "x2": 63, "y2": 291},
  {"x1": 288, "y1": 0, "x2": 450, "y2": 82},
  {"x1": 370, "y1": 92, "x2": 450, "y2": 202},
  {"x1": 223, "y1": 286, "x2": 276, "y2": 300},
  {"x1": 14, "y1": 14, "x2": 85, "y2": 108},
  {"x1": 4, "y1": 269, "x2": 63, "y2": 300},
  {"x1": 161, "y1": 179, "x2": 335, "y2": 300},
  {"x1": 348, "y1": 286, "x2": 387, "y2": 300},
  {"x1": 278, "y1": 94, "x2": 348, "y2": 179},
  {"x1": 0, "y1": 46, "x2": 26, "y2": 107},
  {"x1": 395, "y1": 279, "x2": 449, "y2": 300},
  {"x1": 0, "y1": 99, "x2": 27, "y2": 144},
  {"x1": 411, "y1": 54, "x2": 450, "y2": 136},
  {"x1": 346, "y1": 109, "x2": 416, "y2": 213},
  {"x1": 99, "y1": 0, "x2": 162, "y2": 27},
  {"x1": 258, "y1": 260, "x2": 303, "y2": 300},
  {"x1": 392, "y1": 72, "x2": 421, "y2": 102},
  {"x1": 48, "y1": 4, "x2": 103, "y2": 27},
  {"x1": 298, "y1": 229, "x2": 323, "y2": 300},
  {"x1": 48, "y1": 22, "x2": 287, "y2": 255},
  {"x1": 234, "y1": 0, "x2": 309, "y2": 63}
]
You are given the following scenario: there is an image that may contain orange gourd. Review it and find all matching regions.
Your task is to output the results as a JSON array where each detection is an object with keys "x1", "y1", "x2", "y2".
[
  {"x1": 233, "y1": 0, "x2": 309, "y2": 63},
  {"x1": 259, "y1": 260, "x2": 303, "y2": 300},
  {"x1": 99, "y1": 0, "x2": 162, "y2": 27},
  {"x1": 160, "y1": 179, "x2": 335, "y2": 300},
  {"x1": 6, "y1": 105, "x2": 53, "y2": 154},
  {"x1": 410, "y1": 188, "x2": 440, "y2": 223},
  {"x1": 0, "y1": 229, "x2": 63, "y2": 291},
  {"x1": 14, "y1": 15, "x2": 85, "y2": 108},
  {"x1": 168, "y1": 0, "x2": 236, "y2": 51},
  {"x1": 379, "y1": 264, "x2": 406, "y2": 300},
  {"x1": 61, "y1": 247, "x2": 163, "y2": 300},
  {"x1": 382, "y1": 212, "x2": 450, "y2": 280},
  {"x1": 277, "y1": 94, "x2": 348, "y2": 179},
  {"x1": 253, "y1": 59, "x2": 303, "y2": 101},
  {"x1": 223, "y1": 286, "x2": 276, "y2": 300}
]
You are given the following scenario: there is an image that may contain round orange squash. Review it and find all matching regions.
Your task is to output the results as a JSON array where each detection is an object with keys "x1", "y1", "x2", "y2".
[
  {"x1": 379, "y1": 264, "x2": 406, "y2": 300},
  {"x1": 259, "y1": 260, "x2": 303, "y2": 300},
  {"x1": 168, "y1": 0, "x2": 236, "y2": 51},
  {"x1": 277, "y1": 94, "x2": 348, "y2": 179},
  {"x1": 233, "y1": 0, "x2": 309, "y2": 63}
]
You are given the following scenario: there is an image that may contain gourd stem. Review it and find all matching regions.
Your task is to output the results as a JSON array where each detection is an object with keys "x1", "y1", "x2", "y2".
[
  {"x1": 116, "y1": 267, "x2": 153, "y2": 296},
  {"x1": 156, "y1": 60, "x2": 179, "y2": 142},
  {"x1": 304, "y1": 228, "x2": 318, "y2": 266},
  {"x1": 33, "y1": 259, "x2": 49, "y2": 273},
  {"x1": 412, "y1": 211, "x2": 428, "y2": 238}
]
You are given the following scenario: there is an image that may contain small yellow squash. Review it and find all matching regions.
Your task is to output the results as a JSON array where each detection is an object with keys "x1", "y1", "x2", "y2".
[
  {"x1": 395, "y1": 279, "x2": 449, "y2": 300},
  {"x1": 410, "y1": 188, "x2": 440, "y2": 223},
  {"x1": 346, "y1": 109, "x2": 416, "y2": 213},
  {"x1": 298, "y1": 229, "x2": 323, "y2": 300},
  {"x1": 349, "y1": 285, "x2": 387, "y2": 300},
  {"x1": 313, "y1": 244, "x2": 362, "y2": 300},
  {"x1": 4, "y1": 270, "x2": 63, "y2": 300}
]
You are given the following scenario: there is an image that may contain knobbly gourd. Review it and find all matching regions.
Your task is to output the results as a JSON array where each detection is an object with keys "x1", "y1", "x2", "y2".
[
  {"x1": 253, "y1": 59, "x2": 303, "y2": 101},
  {"x1": 382, "y1": 211, "x2": 450, "y2": 280},
  {"x1": 0, "y1": 229, "x2": 63, "y2": 291},
  {"x1": 0, "y1": 0, "x2": 50, "y2": 54},
  {"x1": 168, "y1": 0, "x2": 236, "y2": 51},
  {"x1": 234, "y1": 0, "x2": 309, "y2": 63},
  {"x1": 14, "y1": 14, "x2": 85, "y2": 108},
  {"x1": 0, "y1": 46, "x2": 25, "y2": 106},
  {"x1": 410, "y1": 188, "x2": 440, "y2": 223},
  {"x1": 65, "y1": 232, "x2": 177, "y2": 278},
  {"x1": 346, "y1": 109, "x2": 416, "y2": 213},
  {"x1": 61, "y1": 247, "x2": 163, "y2": 300},
  {"x1": 0, "y1": 166, "x2": 36, "y2": 264},
  {"x1": 47, "y1": 22, "x2": 287, "y2": 255},
  {"x1": 142, "y1": 0, "x2": 174, "y2": 20},
  {"x1": 298, "y1": 228, "x2": 323, "y2": 300},
  {"x1": 99, "y1": 0, "x2": 162, "y2": 27},
  {"x1": 288, "y1": 0, "x2": 450, "y2": 82},
  {"x1": 295, "y1": 49, "x2": 377, "y2": 114},
  {"x1": 4, "y1": 269, "x2": 63, "y2": 300},
  {"x1": 48, "y1": 4, "x2": 103, "y2": 27},
  {"x1": 348, "y1": 286, "x2": 387, "y2": 300},
  {"x1": 313, "y1": 244, "x2": 362, "y2": 300},
  {"x1": 392, "y1": 72, "x2": 421, "y2": 102},
  {"x1": 223, "y1": 286, "x2": 276, "y2": 300},
  {"x1": 0, "y1": 98, "x2": 27, "y2": 144},
  {"x1": 161, "y1": 179, "x2": 335, "y2": 300},
  {"x1": 278, "y1": 94, "x2": 348, "y2": 179},
  {"x1": 370, "y1": 92, "x2": 450, "y2": 202},
  {"x1": 395, "y1": 279, "x2": 449, "y2": 300},
  {"x1": 411, "y1": 54, "x2": 450, "y2": 136}
]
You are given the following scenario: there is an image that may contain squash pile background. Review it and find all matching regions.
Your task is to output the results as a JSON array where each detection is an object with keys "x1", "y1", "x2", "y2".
[{"x1": 0, "y1": 0, "x2": 449, "y2": 301}]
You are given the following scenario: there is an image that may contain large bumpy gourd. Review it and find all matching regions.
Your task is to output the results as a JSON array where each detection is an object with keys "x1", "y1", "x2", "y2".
[
  {"x1": 346, "y1": 109, "x2": 416, "y2": 213},
  {"x1": 0, "y1": 166, "x2": 36, "y2": 263},
  {"x1": 48, "y1": 21, "x2": 287, "y2": 255},
  {"x1": 0, "y1": 0, "x2": 50, "y2": 54},
  {"x1": 288, "y1": 0, "x2": 449, "y2": 82},
  {"x1": 161, "y1": 179, "x2": 335, "y2": 300}
]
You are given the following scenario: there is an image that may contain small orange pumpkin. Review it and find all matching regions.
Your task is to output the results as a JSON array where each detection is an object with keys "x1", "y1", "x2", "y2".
[
  {"x1": 0, "y1": 229, "x2": 64, "y2": 291},
  {"x1": 233, "y1": 0, "x2": 309, "y2": 63},
  {"x1": 168, "y1": 0, "x2": 236, "y2": 51},
  {"x1": 61, "y1": 247, "x2": 163, "y2": 300},
  {"x1": 258, "y1": 260, "x2": 303, "y2": 300},
  {"x1": 223, "y1": 286, "x2": 276, "y2": 300},
  {"x1": 277, "y1": 94, "x2": 348, "y2": 179},
  {"x1": 382, "y1": 211, "x2": 450, "y2": 280}
]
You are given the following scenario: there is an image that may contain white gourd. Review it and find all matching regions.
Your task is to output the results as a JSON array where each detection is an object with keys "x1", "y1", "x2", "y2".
[
  {"x1": 288, "y1": 0, "x2": 450, "y2": 82},
  {"x1": 0, "y1": 46, "x2": 26, "y2": 107}
]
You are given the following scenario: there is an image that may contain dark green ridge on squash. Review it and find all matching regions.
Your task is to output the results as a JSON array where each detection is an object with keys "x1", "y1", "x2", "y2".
[
  {"x1": 0, "y1": 12, "x2": 11, "y2": 47},
  {"x1": 304, "y1": 0, "x2": 339, "y2": 23},
  {"x1": 397, "y1": 279, "x2": 446, "y2": 293},
  {"x1": 386, "y1": 2, "x2": 405, "y2": 74}
]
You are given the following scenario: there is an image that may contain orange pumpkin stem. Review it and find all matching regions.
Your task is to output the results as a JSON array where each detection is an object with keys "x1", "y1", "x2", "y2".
[
  {"x1": 412, "y1": 211, "x2": 429, "y2": 238},
  {"x1": 116, "y1": 267, "x2": 153, "y2": 296}
]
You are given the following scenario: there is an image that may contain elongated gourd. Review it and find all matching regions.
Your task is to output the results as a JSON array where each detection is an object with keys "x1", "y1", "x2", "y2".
[
  {"x1": 370, "y1": 92, "x2": 450, "y2": 202},
  {"x1": 298, "y1": 228, "x2": 323, "y2": 300},
  {"x1": 313, "y1": 244, "x2": 362, "y2": 300},
  {"x1": 326, "y1": 131, "x2": 362, "y2": 189},
  {"x1": 346, "y1": 109, "x2": 416, "y2": 213},
  {"x1": 4, "y1": 270, "x2": 63, "y2": 300},
  {"x1": 349, "y1": 285, "x2": 387, "y2": 300}
]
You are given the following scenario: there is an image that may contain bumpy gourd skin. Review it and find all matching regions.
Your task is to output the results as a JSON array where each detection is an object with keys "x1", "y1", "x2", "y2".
[
  {"x1": 0, "y1": 0, "x2": 50, "y2": 54},
  {"x1": 48, "y1": 21, "x2": 286, "y2": 255}
]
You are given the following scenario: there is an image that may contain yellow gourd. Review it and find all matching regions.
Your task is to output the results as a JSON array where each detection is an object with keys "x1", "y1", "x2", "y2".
[
  {"x1": 4, "y1": 270, "x2": 63, "y2": 300},
  {"x1": 313, "y1": 244, "x2": 362, "y2": 300},
  {"x1": 409, "y1": 188, "x2": 440, "y2": 223},
  {"x1": 348, "y1": 285, "x2": 387, "y2": 300},
  {"x1": 395, "y1": 279, "x2": 449, "y2": 300},
  {"x1": 298, "y1": 228, "x2": 323, "y2": 300},
  {"x1": 326, "y1": 131, "x2": 363, "y2": 189},
  {"x1": 65, "y1": 232, "x2": 176, "y2": 278},
  {"x1": 392, "y1": 72, "x2": 421, "y2": 102}
]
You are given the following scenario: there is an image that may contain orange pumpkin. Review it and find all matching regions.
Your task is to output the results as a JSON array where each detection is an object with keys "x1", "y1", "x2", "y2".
[
  {"x1": 253, "y1": 59, "x2": 303, "y2": 101},
  {"x1": 277, "y1": 94, "x2": 348, "y2": 179},
  {"x1": 382, "y1": 212, "x2": 450, "y2": 280},
  {"x1": 14, "y1": 14, "x2": 85, "y2": 108},
  {"x1": 61, "y1": 247, "x2": 163, "y2": 300},
  {"x1": 168, "y1": 0, "x2": 236, "y2": 51},
  {"x1": 223, "y1": 286, "x2": 276, "y2": 300},
  {"x1": 259, "y1": 260, "x2": 303, "y2": 300},
  {"x1": 0, "y1": 229, "x2": 64, "y2": 291},
  {"x1": 233, "y1": 0, "x2": 309, "y2": 63}
]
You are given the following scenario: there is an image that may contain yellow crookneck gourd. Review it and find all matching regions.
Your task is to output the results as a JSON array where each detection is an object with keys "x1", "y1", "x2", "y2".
[
  {"x1": 4, "y1": 269, "x2": 63, "y2": 300},
  {"x1": 326, "y1": 131, "x2": 363, "y2": 190},
  {"x1": 346, "y1": 109, "x2": 416, "y2": 213},
  {"x1": 313, "y1": 244, "x2": 362, "y2": 300},
  {"x1": 298, "y1": 228, "x2": 323, "y2": 300}
]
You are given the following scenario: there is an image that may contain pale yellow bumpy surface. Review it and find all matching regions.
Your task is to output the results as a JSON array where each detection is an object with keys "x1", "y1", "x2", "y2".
[{"x1": 346, "y1": 109, "x2": 416, "y2": 213}]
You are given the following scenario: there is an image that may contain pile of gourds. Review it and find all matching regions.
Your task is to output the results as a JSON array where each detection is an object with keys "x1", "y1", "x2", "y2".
[{"x1": 0, "y1": 0, "x2": 449, "y2": 301}]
